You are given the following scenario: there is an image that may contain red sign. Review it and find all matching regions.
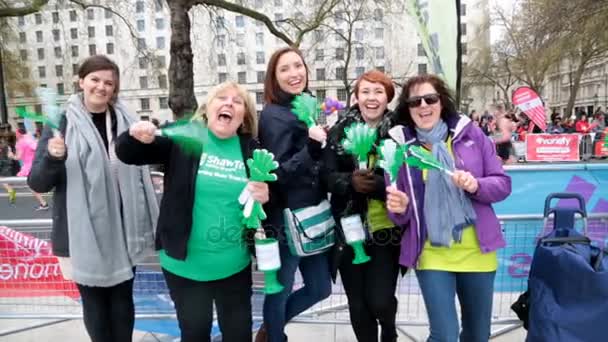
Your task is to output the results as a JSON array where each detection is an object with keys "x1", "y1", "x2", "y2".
[
  {"x1": 525, "y1": 134, "x2": 580, "y2": 162},
  {"x1": 512, "y1": 87, "x2": 547, "y2": 131},
  {"x1": 0, "y1": 226, "x2": 78, "y2": 298}
]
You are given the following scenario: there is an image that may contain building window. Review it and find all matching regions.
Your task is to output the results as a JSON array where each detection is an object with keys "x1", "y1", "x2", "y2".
[
  {"x1": 136, "y1": 1, "x2": 145, "y2": 13},
  {"x1": 218, "y1": 54, "x2": 226, "y2": 66},
  {"x1": 140, "y1": 98, "x2": 150, "y2": 111},
  {"x1": 71, "y1": 46, "x2": 79, "y2": 57},
  {"x1": 375, "y1": 28, "x2": 384, "y2": 39},
  {"x1": 37, "y1": 48, "x2": 44, "y2": 60},
  {"x1": 155, "y1": 56, "x2": 167, "y2": 69},
  {"x1": 238, "y1": 71, "x2": 247, "y2": 84},
  {"x1": 20, "y1": 49, "x2": 27, "y2": 60},
  {"x1": 236, "y1": 16, "x2": 245, "y2": 27},
  {"x1": 216, "y1": 16, "x2": 225, "y2": 29},
  {"x1": 52, "y1": 29, "x2": 60, "y2": 41},
  {"x1": 314, "y1": 30, "x2": 323, "y2": 43},
  {"x1": 55, "y1": 65, "x2": 63, "y2": 77},
  {"x1": 155, "y1": 0, "x2": 164, "y2": 12},
  {"x1": 18, "y1": 16, "x2": 25, "y2": 26},
  {"x1": 255, "y1": 92, "x2": 264, "y2": 105},
  {"x1": 274, "y1": 13, "x2": 283, "y2": 21},
  {"x1": 72, "y1": 64, "x2": 79, "y2": 75},
  {"x1": 218, "y1": 72, "x2": 227, "y2": 83},
  {"x1": 156, "y1": 37, "x2": 165, "y2": 49},
  {"x1": 38, "y1": 66, "x2": 46, "y2": 78},
  {"x1": 257, "y1": 71, "x2": 265, "y2": 83},
  {"x1": 460, "y1": 4, "x2": 466, "y2": 16},
  {"x1": 375, "y1": 66, "x2": 385, "y2": 73},
  {"x1": 155, "y1": 18, "x2": 164, "y2": 30},
  {"x1": 418, "y1": 63, "x2": 427, "y2": 74},
  {"x1": 137, "y1": 19, "x2": 145, "y2": 32},
  {"x1": 159, "y1": 97, "x2": 169, "y2": 109},
  {"x1": 106, "y1": 43, "x2": 114, "y2": 54},
  {"x1": 89, "y1": 44, "x2": 96, "y2": 55},
  {"x1": 355, "y1": 47, "x2": 364, "y2": 60},
  {"x1": 22, "y1": 67, "x2": 29, "y2": 78},
  {"x1": 274, "y1": 0, "x2": 282, "y2": 6},
  {"x1": 140, "y1": 76, "x2": 148, "y2": 89},
  {"x1": 335, "y1": 48, "x2": 344, "y2": 60},
  {"x1": 137, "y1": 38, "x2": 146, "y2": 49},
  {"x1": 236, "y1": 33, "x2": 245, "y2": 47},
  {"x1": 87, "y1": 8, "x2": 95, "y2": 20},
  {"x1": 35, "y1": 13, "x2": 42, "y2": 24},
  {"x1": 216, "y1": 35, "x2": 225, "y2": 48},
  {"x1": 461, "y1": 43, "x2": 467, "y2": 55},
  {"x1": 237, "y1": 52, "x2": 246, "y2": 65},
  {"x1": 57, "y1": 83, "x2": 65, "y2": 95},
  {"x1": 139, "y1": 57, "x2": 148, "y2": 69},
  {"x1": 52, "y1": 12, "x2": 59, "y2": 23},
  {"x1": 316, "y1": 89, "x2": 326, "y2": 101},
  {"x1": 417, "y1": 43, "x2": 425, "y2": 57},
  {"x1": 158, "y1": 75, "x2": 167, "y2": 89},
  {"x1": 88, "y1": 26, "x2": 95, "y2": 38},
  {"x1": 315, "y1": 49, "x2": 323, "y2": 61},
  {"x1": 316, "y1": 68, "x2": 326, "y2": 81},
  {"x1": 69, "y1": 10, "x2": 77, "y2": 22},
  {"x1": 36, "y1": 31, "x2": 43, "y2": 43},
  {"x1": 106, "y1": 25, "x2": 113, "y2": 36},
  {"x1": 73, "y1": 82, "x2": 80, "y2": 92},
  {"x1": 355, "y1": 28, "x2": 364, "y2": 41},
  {"x1": 461, "y1": 23, "x2": 467, "y2": 36},
  {"x1": 256, "y1": 51, "x2": 265, "y2": 64},
  {"x1": 71, "y1": 28, "x2": 78, "y2": 39},
  {"x1": 355, "y1": 67, "x2": 365, "y2": 77},
  {"x1": 19, "y1": 32, "x2": 26, "y2": 43},
  {"x1": 337, "y1": 89, "x2": 347, "y2": 102},
  {"x1": 256, "y1": 32, "x2": 264, "y2": 46},
  {"x1": 105, "y1": 9, "x2": 112, "y2": 19},
  {"x1": 373, "y1": 8, "x2": 383, "y2": 21},
  {"x1": 336, "y1": 67, "x2": 345, "y2": 80},
  {"x1": 54, "y1": 47, "x2": 62, "y2": 58}
]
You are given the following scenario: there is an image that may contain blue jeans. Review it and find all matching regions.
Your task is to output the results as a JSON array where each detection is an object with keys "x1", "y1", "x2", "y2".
[
  {"x1": 416, "y1": 270, "x2": 496, "y2": 342},
  {"x1": 263, "y1": 243, "x2": 332, "y2": 342}
]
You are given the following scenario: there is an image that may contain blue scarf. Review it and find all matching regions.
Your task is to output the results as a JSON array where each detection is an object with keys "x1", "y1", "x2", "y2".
[{"x1": 415, "y1": 120, "x2": 476, "y2": 246}]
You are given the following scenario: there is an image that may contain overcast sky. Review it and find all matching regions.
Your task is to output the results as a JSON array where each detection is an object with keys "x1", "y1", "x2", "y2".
[{"x1": 489, "y1": 0, "x2": 516, "y2": 43}]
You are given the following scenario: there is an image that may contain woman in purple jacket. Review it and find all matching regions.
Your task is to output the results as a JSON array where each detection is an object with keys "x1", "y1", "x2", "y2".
[{"x1": 385, "y1": 74, "x2": 511, "y2": 342}]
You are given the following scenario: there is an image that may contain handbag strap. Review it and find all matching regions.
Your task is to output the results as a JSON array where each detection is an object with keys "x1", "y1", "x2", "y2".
[{"x1": 291, "y1": 211, "x2": 333, "y2": 242}]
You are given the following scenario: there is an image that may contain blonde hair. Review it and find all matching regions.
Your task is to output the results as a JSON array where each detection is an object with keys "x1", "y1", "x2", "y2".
[{"x1": 193, "y1": 81, "x2": 258, "y2": 138}]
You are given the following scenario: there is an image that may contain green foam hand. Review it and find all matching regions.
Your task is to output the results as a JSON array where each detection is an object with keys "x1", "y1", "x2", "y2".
[
  {"x1": 242, "y1": 149, "x2": 279, "y2": 228},
  {"x1": 36, "y1": 87, "x2": 63, "y2": 132},
  {"x1": 342, "y1": 122, "x2": 377, "y2": 169},
  {"x1": 291, "y1": 93, "x2": 319, "y2": 128},
  {"x1": 378, "y1": 139, "x2": 405, "y2": 185},
  {"x1": 158, "y1": 118, "x2": 207, "y2": 155},
  {"x1": 406, "y1": 145, "x2": 453, "y2": 176}
]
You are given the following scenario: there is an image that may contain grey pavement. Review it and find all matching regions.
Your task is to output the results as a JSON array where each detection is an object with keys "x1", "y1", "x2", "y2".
[{"x1": 0, "y1": 186, "x2": 52, "y2": 220}]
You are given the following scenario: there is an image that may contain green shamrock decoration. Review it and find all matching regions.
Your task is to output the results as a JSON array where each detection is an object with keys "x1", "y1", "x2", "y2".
[
  {"x1": 406, "y1": 145, "x2": 454, "y2": 176},
  {"x1": 242, "y1": 149, "x2": 279, "y2": 229},
  {"x1": 378, "y1": 139, "x2": 405, "y2": 185},
  {"x1": 291, "y1": 93, "x2": 319, "y2": 128},
  {"x1": 342, "y1": 122, "x2": 377, "y2": 169}
]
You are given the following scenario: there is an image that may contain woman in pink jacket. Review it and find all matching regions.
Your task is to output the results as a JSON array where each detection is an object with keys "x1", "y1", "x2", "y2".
[{"x1": 12, "y1": 129, "x2": 49, "y2": 210}]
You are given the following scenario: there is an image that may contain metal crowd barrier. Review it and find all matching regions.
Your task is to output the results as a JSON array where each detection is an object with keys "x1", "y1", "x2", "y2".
[{"x1": 2, "y1": 174, "x2": 607, "y2": 341}]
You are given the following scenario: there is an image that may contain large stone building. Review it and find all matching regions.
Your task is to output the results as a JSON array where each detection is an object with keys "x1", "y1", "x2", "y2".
[{"x1": 3, "y1": 0, "x2": 490, "y2": 127}]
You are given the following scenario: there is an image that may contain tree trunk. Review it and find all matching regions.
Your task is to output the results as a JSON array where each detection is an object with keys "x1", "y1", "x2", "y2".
[
  {"x1": 168, "y1": 0, "x2": 198, "y2": 119},
  {"x1": 565, "y1": 55, "x2": 588, "y2": 118}
]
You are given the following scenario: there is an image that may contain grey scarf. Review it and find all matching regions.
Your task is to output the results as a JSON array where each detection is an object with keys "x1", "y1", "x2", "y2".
[
  {"x1": 64, "y1": 94, "x2": 159, "y2": 287},
  {"x1": 416, "y1": 120, "x2": 476, "y2": 247}
]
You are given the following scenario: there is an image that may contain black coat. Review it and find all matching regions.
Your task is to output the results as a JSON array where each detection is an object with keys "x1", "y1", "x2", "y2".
[
  {"x1": 115, "y1": 130, "x2": 259, "y2": 260},
  {"x1": 321, "y1": 105, "x2": 396, "y2": 280},
  {"x1": 258, "y1": 98, "x2": 324, "y2": 237}
]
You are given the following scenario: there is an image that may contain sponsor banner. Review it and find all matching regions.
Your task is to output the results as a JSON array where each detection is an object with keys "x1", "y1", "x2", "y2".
[
  {"x1": 525, "y1": 134, "x2": 580, "y2": 161},
  {"x1": 0, "y1": 226, "x2": 78, "y2": 298},
  {"x1": 512, "y1": 87, "x2": 548, "y2": 131}
]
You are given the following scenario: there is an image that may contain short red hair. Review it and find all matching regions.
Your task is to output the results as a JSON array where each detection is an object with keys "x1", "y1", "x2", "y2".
[{"x1": 353, "y1": 70, "x2": 395, "y2": 103}]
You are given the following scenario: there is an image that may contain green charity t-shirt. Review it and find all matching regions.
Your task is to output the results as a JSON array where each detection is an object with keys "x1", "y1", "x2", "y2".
[{"x1": 160, "y1": 131, "x2": 250, "y2": 281}]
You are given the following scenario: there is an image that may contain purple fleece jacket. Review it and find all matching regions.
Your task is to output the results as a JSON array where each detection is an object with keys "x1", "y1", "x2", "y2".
[{"x1": 388, "y1": 115, "x2": 512, "y2": 268}]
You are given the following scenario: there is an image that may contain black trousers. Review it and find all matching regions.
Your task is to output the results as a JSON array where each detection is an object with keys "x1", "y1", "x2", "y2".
[
  {"x1": 162, "y1": 264, "x2": 253, "y2": 342},
  {"x1": 339, "y1": 227, "x2": 402, "y2": 342},
  {"x1": 76, "y1": 277, "x2": 135, "y2": 342}
]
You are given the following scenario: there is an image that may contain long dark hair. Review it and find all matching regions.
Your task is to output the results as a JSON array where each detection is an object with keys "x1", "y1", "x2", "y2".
[
  {"x1": 263, "y1": 47, "x2": 310, "y2": 104},
  {"x1": 395, "y1": 74, "x2": 459, "y2": 127}
]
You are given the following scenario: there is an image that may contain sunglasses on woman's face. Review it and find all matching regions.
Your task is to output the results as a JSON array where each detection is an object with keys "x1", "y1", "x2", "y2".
[{"x1": 406, "y1": 93, "x2": 440, "y2": 108}]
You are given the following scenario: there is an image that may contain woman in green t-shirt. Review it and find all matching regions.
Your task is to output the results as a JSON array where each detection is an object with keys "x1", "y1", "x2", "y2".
[{"x1": 116, "y1": 81, "x2": 269, "y2": 342}]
